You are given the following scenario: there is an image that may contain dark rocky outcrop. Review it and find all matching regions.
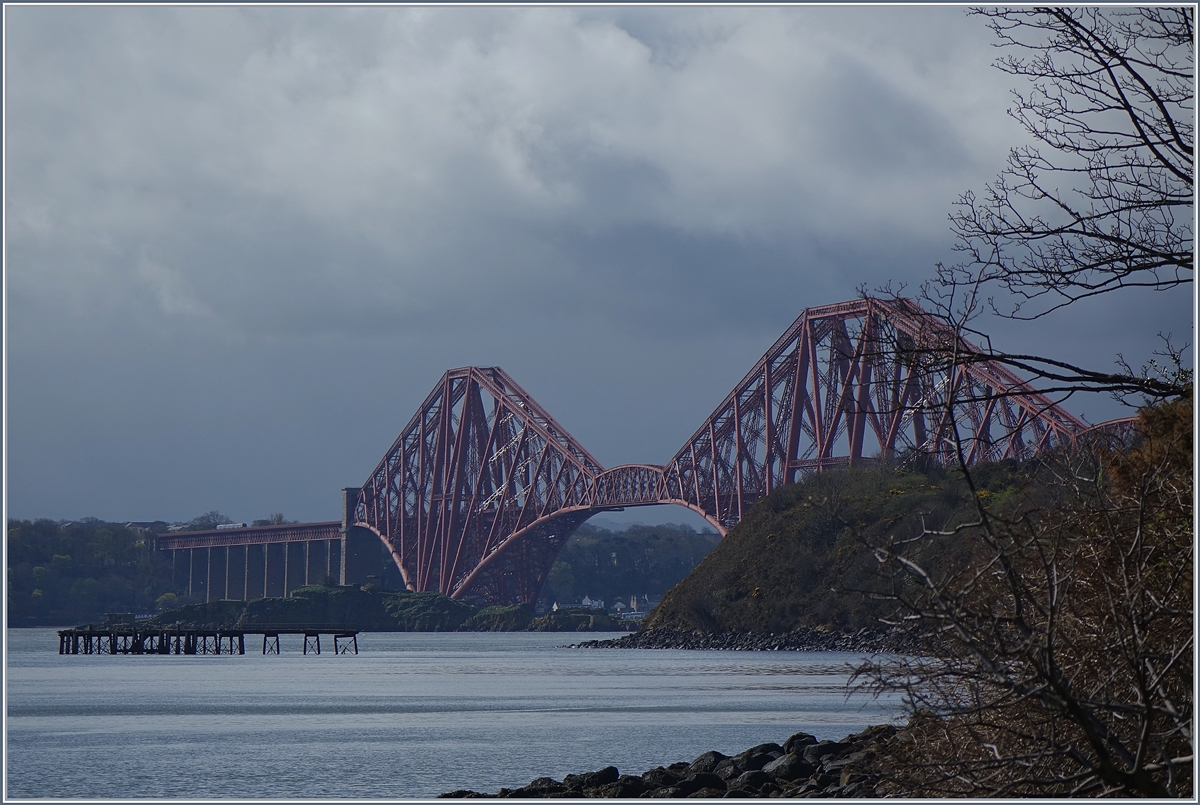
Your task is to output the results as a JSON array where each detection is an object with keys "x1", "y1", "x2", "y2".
[{"x1": 438, "y1": 723, "x2": 902, "y2": 798}]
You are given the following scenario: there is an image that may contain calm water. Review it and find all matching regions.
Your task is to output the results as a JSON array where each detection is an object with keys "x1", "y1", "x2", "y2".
[{"x1": 5, "y1": 629, "x2": 902, "y2": 799}]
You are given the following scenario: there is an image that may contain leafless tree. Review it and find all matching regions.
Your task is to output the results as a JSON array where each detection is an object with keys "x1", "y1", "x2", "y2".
[
  {"x1": 927, "y1": 7, "x2": 1193, "y2": 403},
  {"x1": 851, "y1": 390, "x2": 1192, "y2": 796},
  {"x1": 838, "y1": 12, "x2": 1194, "y2": 794}
]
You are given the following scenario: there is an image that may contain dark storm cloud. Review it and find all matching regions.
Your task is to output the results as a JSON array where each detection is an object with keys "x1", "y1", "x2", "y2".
[{"x1": 6, "y1": 6, "x2": 1188, "y2": 525}]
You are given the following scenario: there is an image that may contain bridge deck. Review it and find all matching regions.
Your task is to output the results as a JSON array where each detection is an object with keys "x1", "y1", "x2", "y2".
[{"x1": 157, "y1": 522, "x2": 341, "y2": 549}]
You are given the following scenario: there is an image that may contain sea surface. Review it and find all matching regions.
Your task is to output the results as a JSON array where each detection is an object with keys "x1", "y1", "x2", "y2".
[{"x1": 5, "y1": 628, "x2": 904, "y2": 799}]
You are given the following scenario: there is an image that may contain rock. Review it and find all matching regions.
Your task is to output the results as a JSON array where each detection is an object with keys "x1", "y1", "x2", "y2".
[
  {"x1": 826, "y1": 748, "x2": 873, "y2": 777},
  {"x1": 786, "y1": 779, "x2": 824, "y2": 797},
  {"x1": 673, "y1": 773, "x2": 726, "y2": 796},
  {"x1": 736, "y1": 752, "x2": 776, "y2": 772},
  {"x1": 689, "y1": 750, "x2": 728, "y2": 775},
  {"x1": 437, "y1": 790, "x2": 493, "y2": 798},
  {"x1": 801, "y1": 740, "x2": 850, "y2": 765},
  {"x1": 782, "y1": 731, "x2": 818, "y2": 755},
  {"x1": 562, "y1": 765, "x2": 619, "y2": 790},
  {"x1": 518, "y1": 777, "x2": 564, "y2": 795},
  {"x1": 841, "y1": 780, "x2": 870, "y2": 797},
  {"x1": 641, "y1": 767, "x2": 680, "y2": 789},
  {"x1": 813, "y1": 772, "x2": 839, "y2": 789},
  {"x1": 849, "y1": 724, "x2": 896, "y2": 744},
  {"x1": 732, "y1": 770, "x2": 772, "y2": 790},
  {"x1": 594, "y1": 776, "x2": 646, "y2": 798},
  {"x1": 713, "y1": 758, "x2": 741, "y2": 780},
  {"x1": 745, "y1": 742, "x2": 784, "y2": 758},
  {"x1": 440, "y1": 720, "x2": 908, "y2": 798},
  {"x1": 762, "y1": 752, "x2": 813, "y2": 782},
  {"x1": 841, "y1": 769, "x2": 869, "y2": 788}
]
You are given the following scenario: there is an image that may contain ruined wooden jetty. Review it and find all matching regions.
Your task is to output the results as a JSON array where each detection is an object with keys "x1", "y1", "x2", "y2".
[{"x1": 57, "y1": 624, "x2": 359, "y2": 656}]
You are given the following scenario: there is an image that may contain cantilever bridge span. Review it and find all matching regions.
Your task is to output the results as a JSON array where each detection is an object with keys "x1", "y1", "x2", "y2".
[{"x1": 345, "y1": 297, "x2": 1134, "y2": 606}]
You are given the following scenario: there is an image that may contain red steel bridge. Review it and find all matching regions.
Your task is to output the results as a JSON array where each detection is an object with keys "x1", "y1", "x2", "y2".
[
  {"x1": 339, "y1": 297, "x2": 1134, "y2": 606},
  {"x1": 158, "y1": 298, "x2": 1134, "y2": 606}
]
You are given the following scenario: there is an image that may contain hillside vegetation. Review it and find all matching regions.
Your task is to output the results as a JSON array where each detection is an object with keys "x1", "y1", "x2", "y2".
[{"x1": 643, "y1": 460, "x2": 1030, "y2": 634}]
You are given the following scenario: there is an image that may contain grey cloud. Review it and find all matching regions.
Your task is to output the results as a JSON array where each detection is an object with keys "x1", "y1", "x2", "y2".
[{"x1": 6, "y1": 6, "x2": 1185, "y2": 524}]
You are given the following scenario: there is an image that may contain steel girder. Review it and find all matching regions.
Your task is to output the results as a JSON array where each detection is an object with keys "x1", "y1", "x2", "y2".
[
  {"x1": 354, "y1": 298, "x2": 1127, "y2": 604},
  {"x1": 662, "y1": 298, "x2": 1091, "y2": 529}
]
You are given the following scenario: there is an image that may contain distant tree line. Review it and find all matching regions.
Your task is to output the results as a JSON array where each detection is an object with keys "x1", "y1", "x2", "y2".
[
  {"x1": 537, "y1": 522, "x2": 721, "y2": 610},
  {"x1": 6, "y1": 510, "x2": 296, "y2": 625},
  {"x1": 7, "y1": 512, "x2": 717, "y2": 625},
  {"x1": 6, "y1": 519, "x2": 174, "y2": 625}
]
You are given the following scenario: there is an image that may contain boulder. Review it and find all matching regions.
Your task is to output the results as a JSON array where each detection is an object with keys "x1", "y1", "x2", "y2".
[
  {"x1": 735, "y1": 742, "x2": 783, "y2": 772},
  {"x1": 762, "y1": 752, "x2": 813, "y2": 782},
  {"x1": 673, "y1": 773, "x2": 727, "y2": 796},
  {"x1": 849, "y1": 724, "x2": 896, "y2": 744},
  {"x1": 825, "y1": 749, "x2": 875, "y2": 777},
  {"x1": 436, "y1": 790, "x2": 492, "y2": 799},
  {"x1": 561, "y1": 765, "x2": 618, "y2": 791},
  {"x1": 801, "y1": 740, "x2": 850, "y2": 765},
  {"x1": 685, "y1": 788, "x2": 726, "y2": 798},
  {"x1": 506, "y1": 776, "x2": 566, "y2": 798},
  {"x1": 840, "y1": 769, "x2": 869, "y2": 788},
  {"x1": 731, "y1": 770, "x2": 772, "y2": 790},
  {"x1": 593, "y1": 776, "x2": 646, "y2": 798},
  {"x1": 782, "y1": 731, "x2": 818, "y2": 756},
  {"x1": 712, "y1": 758, "x2": 741, "y2": 780},
  {"x1": 745, "y1": 742, "x2": 784, "y2": 757},
  {"x1": 689, "y1": 750, "x2": 728, "y2": 775},
  {"x1": 736, "y1": 752, "x2": 775, "y2": 772},
  {"x1": 641, "y1": 767, "x2": 680, "y2": 789}
]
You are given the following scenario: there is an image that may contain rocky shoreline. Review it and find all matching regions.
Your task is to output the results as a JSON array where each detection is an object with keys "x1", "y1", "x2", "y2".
[
  {"x1": 572, "y1": 626, "x2": 914, "y2": 654},
  {"x1": 439, "y1": 724, "x2": 902, "y2": 798}
]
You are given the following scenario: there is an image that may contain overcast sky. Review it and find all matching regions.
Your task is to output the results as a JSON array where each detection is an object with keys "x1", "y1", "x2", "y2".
[{"x1": 5, "y1": 5, "x2": 1192, "y2": 527}]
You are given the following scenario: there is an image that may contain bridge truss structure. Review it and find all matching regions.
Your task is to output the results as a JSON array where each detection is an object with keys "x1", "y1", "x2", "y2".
[{"x1": 350, "y1": 297, "x2": 1134, "y2": 605}]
